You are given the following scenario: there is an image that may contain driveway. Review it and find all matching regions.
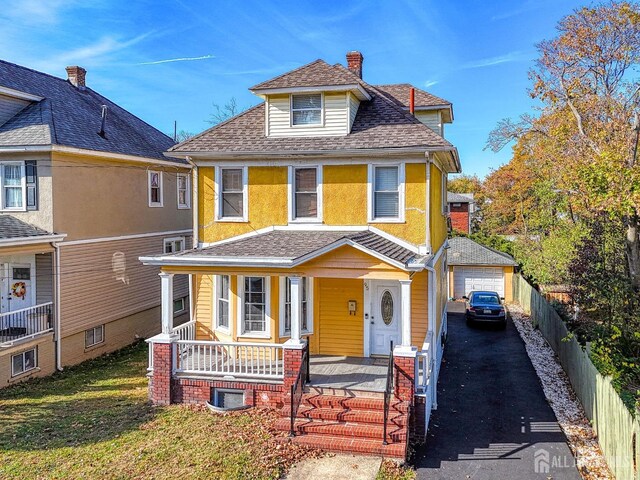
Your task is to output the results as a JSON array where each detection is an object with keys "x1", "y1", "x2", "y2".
[{"x1": 414, "y1": 302, "x2": 580, "y2": 479}]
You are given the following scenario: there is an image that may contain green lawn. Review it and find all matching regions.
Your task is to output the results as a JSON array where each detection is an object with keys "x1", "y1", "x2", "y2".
[{"x1": 0, "y1": 342, "x2": 316, "y2": 479}]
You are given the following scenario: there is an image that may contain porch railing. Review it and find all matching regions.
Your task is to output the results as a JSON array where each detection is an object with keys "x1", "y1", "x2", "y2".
[
  {"x1": 174, "y1": 340, "x2": 284, "y2": 379},
  {"x1": 416, "y1": 331, "x2": 434, "y2": 393},
  {"x1": 173, "y1": 320, "x2": 196, "y2": 341},
  {"x1": 0, "y1": 302, "x2": 54, "y2": 346}
]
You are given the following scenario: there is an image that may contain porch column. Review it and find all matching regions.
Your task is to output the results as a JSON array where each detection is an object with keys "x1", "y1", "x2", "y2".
[
  {"x1": 286, "y1": 276, "x2": 303, "y2": 346},
  {"x1": 399, "y1": 279, "x2": 413, "y2": 350},
  {"x1": 160, "y1": 272, "x2": 174, "y2": 335}
]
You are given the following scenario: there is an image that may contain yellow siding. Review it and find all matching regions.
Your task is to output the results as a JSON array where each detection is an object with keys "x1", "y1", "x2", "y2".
[
  {"x1": 323, "y1": 164, "x2": 368, "y2": 226},
  {"x1": 194, "y1": 274, "x2": 213, "y2": 340},
  {"x1": 433, "y1": 254, "x2": 448, "y2": 337},
  {"x1": 411, "y1": 270, "x2": 429, "y2": 347},
  {"x1": 378, "y1": 163, "x2": 426, "y2": 246},
  {"x1": 430, "y1": 163, "x2": 448, "y2": 251},
  {"x1": 317, "y1": 278, "x2": 364, "y2": 356},
  {"x1": 199, "y1": 166, "x2": 288, "y2": 244}
]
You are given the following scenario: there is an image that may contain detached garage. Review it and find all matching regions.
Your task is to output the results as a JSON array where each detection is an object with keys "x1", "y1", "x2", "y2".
[{"x1": 448, "y1": 237, "x2": 518, "y2": 302}]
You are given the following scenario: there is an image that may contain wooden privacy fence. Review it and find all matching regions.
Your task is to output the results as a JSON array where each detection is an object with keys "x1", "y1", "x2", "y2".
[{"x1": 513, "y1": 274, "x2": 639, "y2": 480}]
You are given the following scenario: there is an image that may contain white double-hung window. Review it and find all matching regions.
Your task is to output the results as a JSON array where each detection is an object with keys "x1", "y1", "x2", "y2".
[
  {"x1": 290, "y1": 166, "x2": 321, "y2": 221},
  {"x1": 215, "y1": 275, "x2": 230, "y2": 331},
  {"x1": 216, "y1": 167, "x2": 247, "y2": 221},
  {"x1": 177, "y1": 173, "x2": 190, "y2": 209},
  {"x1": 148, "y1": 171, "x2": 163, "y2": 207},
  {"x1": 369, "y1": 164, "x2": 405, "y2": 222},
  {"x1": 239, "y1": 276, "x2": 269, "y2": 337},
  {"x1": 1, "y1": 162, "x2": 26, "y2": 211},
  {"x1": 291, "y1": 94, "x2": 322, "y2": 126}
]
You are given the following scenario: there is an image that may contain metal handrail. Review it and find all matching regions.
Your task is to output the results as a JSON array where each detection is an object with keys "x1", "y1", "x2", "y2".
[
  {"x1": 0, "y1": 302, "x2": 54, "y2": 345},
  {"x1": 289, "y1": 346, "x2": 310, "y2": 437},
  {"x1": 382, "y1": 340, "x2": 394, "y2": 445}
]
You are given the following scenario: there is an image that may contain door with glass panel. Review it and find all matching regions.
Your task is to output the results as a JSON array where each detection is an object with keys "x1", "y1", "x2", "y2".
[{"x1": 370, "y1": 282, "x2": 400, "y2": 356}]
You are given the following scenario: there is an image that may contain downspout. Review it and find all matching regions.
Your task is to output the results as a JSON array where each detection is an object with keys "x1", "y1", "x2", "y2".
[
  {"x1": 53, "y1": 242, "x2": 63, "y2": 371},
  {"x1": 185, "y1": 155, "x2": 198, "y2": 322}
]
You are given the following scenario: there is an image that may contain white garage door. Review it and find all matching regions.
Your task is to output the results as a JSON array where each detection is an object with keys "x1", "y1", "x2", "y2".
[{"x1": 454, "y1": 267, "x2": 504, "y2": 298}]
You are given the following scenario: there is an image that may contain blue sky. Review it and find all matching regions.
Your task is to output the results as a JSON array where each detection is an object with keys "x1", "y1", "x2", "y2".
[{"x1": 0, "y1": 0, "x2": 587, "y2": 177}]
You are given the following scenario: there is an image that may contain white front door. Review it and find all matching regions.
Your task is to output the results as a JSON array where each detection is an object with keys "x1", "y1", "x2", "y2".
[
  {"x1": 370, "y1": 282, "x2": 401, "y2": 356},
  {"x1": 5, "y1": 264, "x2": 34, "y2": 313}
]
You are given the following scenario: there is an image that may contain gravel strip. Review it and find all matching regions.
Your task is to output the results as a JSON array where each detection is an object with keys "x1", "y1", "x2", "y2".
[{"x1": 509, "y1": 304, "x2": 613, "y2": 480}]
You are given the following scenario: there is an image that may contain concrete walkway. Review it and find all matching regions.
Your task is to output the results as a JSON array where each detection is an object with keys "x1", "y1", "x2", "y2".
[
  {"x1": 284, "y1": 454, "x2": 382, "y2": 480},
  {"x1": 413, "y1": 302, "x2": 580, "y2": 479}
]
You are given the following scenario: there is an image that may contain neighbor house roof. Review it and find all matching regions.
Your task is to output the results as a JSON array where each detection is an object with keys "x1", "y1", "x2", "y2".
[
  {"x1": 448, "y1": 236, "x2": 517, "y2": 266},
  {"x1": 0, "y1": 60, "x2": 179, "y2": 162},
  {"x1": 141, "y1": 229, "x2": 425, "y2": 269},
  {"x1": 447, "y1": 192, "x2": 474, "y2": 203},
  {"x1": 0, "y1": 215, "x2": 56, "y2": 239}
]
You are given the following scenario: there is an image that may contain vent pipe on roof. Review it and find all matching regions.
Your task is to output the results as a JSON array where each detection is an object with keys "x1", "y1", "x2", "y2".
[
  {"x1": 346, "y1": 51, "x2": 363, "y2": 79},
  {"x1": 98, "y1": 105, "x2": 107, "y2": 138},
  {"x1": 409, "y1": 87, "x2": 415, "y2": 115},
  {"x1": 66, "y1": 66, "x2": 86, "y2": 89}
]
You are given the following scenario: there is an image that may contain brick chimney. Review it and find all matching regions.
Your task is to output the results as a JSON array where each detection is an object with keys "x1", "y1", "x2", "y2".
[
  {"x1": 346, "y1": 51, "x2": 363, "y2": 79},
  {"x1": 66, "y1": 66, "x2": 86, "y2": 88}
]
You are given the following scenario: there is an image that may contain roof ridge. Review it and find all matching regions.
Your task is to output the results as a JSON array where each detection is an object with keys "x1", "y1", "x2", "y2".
[
  {"x1": 169, "y1": 102, "x2": 264, "y2": 152},
  {"x1": 0, "y1": 59, "x2": 72, "y2": 88},
  {"x1": 249, "y1": 59, "x2": 328, "y2": 90},
  {"x1": 375, "y1": 83, "x2": 451, "y2": 106}
]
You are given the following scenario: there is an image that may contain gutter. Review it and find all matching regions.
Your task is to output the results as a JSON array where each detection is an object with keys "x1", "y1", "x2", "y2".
[
  {"x1": 184, "y1": 155, "x2": 198, "y2": 324},
  {"x1": 0, "y1": 234, "x2": 66, "y2": 247},
  {"x1": 53, "y1": 241, "x2": 63, "y2": 371},
  {"x1": 425, "y1": 153, "x2": 432, "y2": 255}
]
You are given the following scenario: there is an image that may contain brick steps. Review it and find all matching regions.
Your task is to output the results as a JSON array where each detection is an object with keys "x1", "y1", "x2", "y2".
[
  {"x1": 286, "y1": 433, "x2": 406, "y2": 458},
  {"x1": 275, "y1": 417, "x2": 407, "y2": 442},
  {"x1": 278, "y1": 392, "x2": 409, "y2": 459},
  {"x1": 281, "y1": 405, "x2": 407, "y2": 427}
]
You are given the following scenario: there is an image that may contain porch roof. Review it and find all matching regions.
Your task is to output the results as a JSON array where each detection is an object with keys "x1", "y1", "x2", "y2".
[
  {"x1": 0, "y1": 215, "x2": 65, "y2": 247},
  {"x1": 140, "y1": 229, "x2": 428, "y2": 271}
]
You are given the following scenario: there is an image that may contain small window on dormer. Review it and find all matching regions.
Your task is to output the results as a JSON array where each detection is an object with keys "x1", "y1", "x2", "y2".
[{"x1": 291, "y1": 94, "x2": 322, "y2": 126}]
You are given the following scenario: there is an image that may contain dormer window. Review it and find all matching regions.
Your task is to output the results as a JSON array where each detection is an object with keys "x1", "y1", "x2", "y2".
[{"x1": 291, "y1": 94, "x2": 322, "y2": 126}]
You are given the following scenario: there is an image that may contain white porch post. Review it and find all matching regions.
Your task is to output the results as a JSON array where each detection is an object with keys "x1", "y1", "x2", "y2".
[
  {"x1": 160, "y1": 272, "x2": 175, "y2": 335},
  {"x1": 395, "y1": 279, "x2": 417, "y2": 356},
  {"x1": 286, "y1": 276, "x2": 303, "y2": 347}
]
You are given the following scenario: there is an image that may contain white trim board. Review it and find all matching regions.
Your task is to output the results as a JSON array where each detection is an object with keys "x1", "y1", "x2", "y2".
[{"x1": 59, "y1": 229, "x2": 192, "y2": 246}]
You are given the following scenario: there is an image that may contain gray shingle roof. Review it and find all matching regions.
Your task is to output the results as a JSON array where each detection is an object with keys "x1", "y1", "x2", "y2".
[
  {"x1": 448, "y1": 237, "x2": 517, "y2": 266},
  {"x1": 250, "y1": 59, "x2": 361, "y2": 90},
  {"x1": 447, "y1": 192, "x2": 474, "y2": 203},
  {"x1": 170, "y1": 230, "x2": 418, "y2": 266},
  {"x1": 0, "y1": 60, "x2": 180, "y2": 162},
  {"x1": 170, "y1": 87, "x2": 452, "y2": 155},
  {"x1": 375, "y1": 84, "x2": 451, "y2": 108},
  {"x1": 0, "y1": 215, "x2": 55, "y2": 239}
]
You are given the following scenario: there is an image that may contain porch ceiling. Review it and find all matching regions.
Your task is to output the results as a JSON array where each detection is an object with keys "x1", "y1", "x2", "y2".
[{"x1": 141, "y1": 229, "x2": 429, "y2": 272}]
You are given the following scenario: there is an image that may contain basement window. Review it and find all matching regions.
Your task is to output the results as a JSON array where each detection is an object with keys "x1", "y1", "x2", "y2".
[
  {"x1": 11, "y1": 347, "x2": 37, "y2": 377},
  {"x1": 85, "y1": 325, "x2": 104, "y2": 348},
  {"x1": 211, "y1": 388, "x2": 247, "y2": 410}
]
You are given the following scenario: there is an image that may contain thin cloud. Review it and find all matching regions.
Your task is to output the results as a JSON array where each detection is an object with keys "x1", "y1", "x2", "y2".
[
  {"x1": 424, "y1": 80, "x2": 439, "y2": 88},
  {"x1": 462, "y1": 51, "x2": 525, "y2": 70},
  {"x1": 138, "y1": 55, "x2": 215, "y2": 65}
]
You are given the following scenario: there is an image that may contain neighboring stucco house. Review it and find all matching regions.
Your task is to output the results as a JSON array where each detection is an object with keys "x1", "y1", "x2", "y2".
[
  {"x1": 142, "y1": 52, "x2": 460, "y2": 459},
  {"x1": 447, "y1": 191, "x2": 474, "y2": 234},
  {"x1": 0, "y1": 61, "x2": 192, "y2": 386},
  {"x1": 448, "y1": 236, "x2": 517, "y2": 302}
]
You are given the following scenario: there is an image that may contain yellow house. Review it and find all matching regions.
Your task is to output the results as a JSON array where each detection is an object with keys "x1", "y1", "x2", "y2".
[{"x1": 142, "y1": 52, "x2": 460, "y2": 458}]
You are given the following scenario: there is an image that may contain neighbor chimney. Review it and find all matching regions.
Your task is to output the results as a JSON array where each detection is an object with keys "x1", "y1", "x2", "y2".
[
  {"x1": 66, "y1": 66, "x2": 86, "y2": 88},
  {"x1": 346, "y1": 51, "x2": 363, "y2": 79}
]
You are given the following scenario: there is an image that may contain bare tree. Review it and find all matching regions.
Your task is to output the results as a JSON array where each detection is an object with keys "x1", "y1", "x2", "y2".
[{"x1": 208, "y1": 97, "x2": 239, "y2": 125}]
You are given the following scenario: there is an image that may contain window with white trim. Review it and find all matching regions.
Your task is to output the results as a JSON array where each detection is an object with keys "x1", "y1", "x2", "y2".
[
  {"x1": 164, "y1": 236, "x2": 185, "y2": 254},
  {"x1": 177, "y1": 173, "x2": 190, "y2": 209},
  {"x1": 291, "y1": 166, "x2": 320, "y2": 220},
  {"x1": 373, "y1": 166, "x2": 400, "y2": 218},
  {"x1": 1, "y1": 162, "x2": 26, "y2": 211},
  {"x1": 148, "y1": 171, "x2": 163, "y2": 207},
  {"x1": 281, "y1": 277, "x2": 312, "y2": 336},
  {"x1": 85, "y1": 325, "x2": 104, "y2": 348},
  {"x1": 219, "y1": 168, "x2": 245, "y2": 220},
  {"x1": 241, "y1": 276, "x2": 267, "y2": 335},
  {"x1": 216, "y1": 275, "x2": 230, "y2": 330},
  {"x1": 173, "y1": 297, "x2": 186, "y2": 314},
  {"x1": 11, "y1": 347, "x2": 37, "y2": 377},
  {"x1": 291, "y1": 94, "x2": 322, "y2": 126}
]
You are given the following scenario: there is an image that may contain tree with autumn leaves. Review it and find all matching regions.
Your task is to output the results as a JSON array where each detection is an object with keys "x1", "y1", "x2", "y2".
[{"x1": 481, "y1": 1, "x2": 640, "y2": 406}]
